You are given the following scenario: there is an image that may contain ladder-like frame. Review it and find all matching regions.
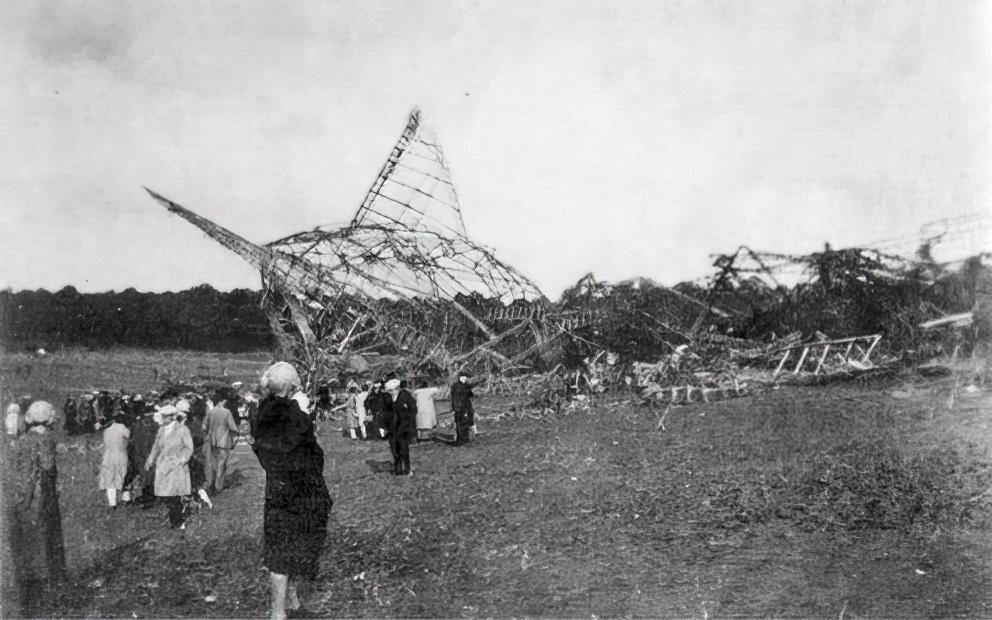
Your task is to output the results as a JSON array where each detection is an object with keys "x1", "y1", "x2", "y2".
[{"x1": 772, "y1": 334, "x2": 882, "y2": 377}]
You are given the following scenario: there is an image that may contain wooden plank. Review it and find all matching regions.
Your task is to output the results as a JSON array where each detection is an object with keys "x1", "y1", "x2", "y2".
[
  {"x1": 863, "y1": 335, "x2": 882, "y2": 362},
  {"x1": 773, "y1": 349, "x2": 791, "y2": 377},
  {"x1": 919, "y1": 312, "x2": 973, "y2": 330},
  {"x1": 793, "y1": 346, "x2": 810, "y2": 374},
  {"x1": 813, "y1": 344, "x2": 831, "y2": 375}
]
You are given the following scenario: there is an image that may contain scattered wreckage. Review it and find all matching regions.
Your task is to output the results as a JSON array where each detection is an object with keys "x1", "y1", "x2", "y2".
[{"x1": 146, "y1": 108, "x2": 991, "y2": 406}]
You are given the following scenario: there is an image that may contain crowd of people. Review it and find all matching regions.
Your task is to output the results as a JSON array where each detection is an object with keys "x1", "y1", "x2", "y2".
[
  {"x1": 0, "y1": 387, "x2": 253, "y2": 614},
  {"x1": 1, "y1": 366, "x2": 482, "y2": 619},
  {"x1": 81, "y1": 387, "x2": 252, "y2": 522},
  {"x1": 338, "y1": 374, "x2": 481, "y2": 475}
]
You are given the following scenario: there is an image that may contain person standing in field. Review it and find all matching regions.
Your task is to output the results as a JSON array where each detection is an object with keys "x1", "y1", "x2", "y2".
[
  {"x1": 128, "y1": 405, "x2": 160, "y2": 508},
  {"x1": 386, "y1": 380, "x2": 417, "y2": 475},
  {"x1": 413, "y1": 381, "x2": 440, "y2": 441},
  {"x1": 450, "y1": 375, "x2": 477, "y2": 445},
  {"x1": 7, "y1": 401, "x2": 66, "y2": 604},
  {"x1": 354, "y1": 382, "x2": 370, "y2": 440},
  {"x1": 203, "y1": 390, "x2": 240, "y2": 495},
  {"x1": 145, "y1": 405, "x2": 193, "y2": 530},
  {"x1": 1, "y1": 401, "x2": 27, "y2": 617},
  {"x1": 62, "y1": 397, "x2": 78, "y2": 436},
  {"x1": 239, "y1": 393, "x2": 260, "y2": 442},
  {"x1": 253, "y1": 361, "x2": 332, "y2": 620},
  {"x1": 344, "y1": 384, "x2": 361, "y2": 440},
  {"x1": 367, "y1": 381, "x2": 393, "y2": 440},
  {"x1": 179, "y1": 399, "x2": 213, "y2": 510},
  {"x1": 75, "y1": 393, "x2": 95, "y2": 435},
  {"x1": 1, "y1": 406, "x2": 22, "y2": 618},
  {"x1": 98, "y1": 412, "x2": 130, "y2": 509},
  {"x1": 5, "y1": 403, "x2": 25, "y2": 440}
]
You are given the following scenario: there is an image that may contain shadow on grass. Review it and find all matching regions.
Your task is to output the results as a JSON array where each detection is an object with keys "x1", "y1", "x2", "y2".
[
  {"x1": 24, "y1": 529, "x2": 270, "y2": 619},
  {"x1": 364, "y1": 458, "x2": 395, "y2": 474}
]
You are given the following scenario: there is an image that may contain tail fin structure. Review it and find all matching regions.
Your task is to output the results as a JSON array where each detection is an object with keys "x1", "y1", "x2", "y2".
[{"x1": 349, "y1": 108, "x2": 469, "y2": 240}]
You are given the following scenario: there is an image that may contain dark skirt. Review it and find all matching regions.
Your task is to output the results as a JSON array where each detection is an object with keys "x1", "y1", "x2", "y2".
[
  {"x1": 263, "y1": 473, "x2": 331, "y2": 579},
  {"x1": 189, "y1": 455, "x2": 206, "y2": 490}
]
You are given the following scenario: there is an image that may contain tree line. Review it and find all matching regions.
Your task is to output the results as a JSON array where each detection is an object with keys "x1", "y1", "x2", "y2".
[{"x1": 0, "y1": 285, "x2": 273, "y2": 352}]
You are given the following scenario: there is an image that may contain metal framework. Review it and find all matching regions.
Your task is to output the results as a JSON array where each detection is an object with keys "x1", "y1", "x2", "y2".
[{"x1": 147, "y1": 109, "x2": 551, "y2": 386}]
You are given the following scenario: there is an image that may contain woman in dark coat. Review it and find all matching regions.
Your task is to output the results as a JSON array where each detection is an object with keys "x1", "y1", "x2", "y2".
[
  {"x1": 254, "y1": 362, "x2": 332, "y2": 620},
  {"x1": 179, "y1": 399, "x2": 213, "y2": 510},
  {"x1": 7, "y1": 401, "x2": 66, "y2": 606}
]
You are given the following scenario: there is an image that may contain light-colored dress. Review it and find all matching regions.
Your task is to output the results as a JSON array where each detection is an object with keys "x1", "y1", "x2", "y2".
[
  {"x1": 98, "y1": 422, "x2": 130, "y2": 490},
  {"x1": 355, "y1": 391, "x2": 368, "y2": 426},
  {"x1": 344, "y1": 398, "x2": 359, "y2": 430},
  {"x1": 147, "y1": 423, "x2": 193, "y2": 497},
  {"x1": 414, "y1": 387, "x2": 440, "y2": 430}
]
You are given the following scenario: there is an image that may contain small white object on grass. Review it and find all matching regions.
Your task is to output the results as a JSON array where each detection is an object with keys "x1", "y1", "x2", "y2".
[{"x1": 915, "y1": 569, "x2": 927, "y2": 575}]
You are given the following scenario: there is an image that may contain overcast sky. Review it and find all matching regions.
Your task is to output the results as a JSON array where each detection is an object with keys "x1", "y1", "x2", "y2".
[{"x1": 1, "y1": 0, "x2": 989, "y2": 298}]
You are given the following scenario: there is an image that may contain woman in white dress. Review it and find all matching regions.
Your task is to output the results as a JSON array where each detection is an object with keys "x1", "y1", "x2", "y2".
[{"x1": 413, "y1": 382, "x2": 440, "y2": 441}]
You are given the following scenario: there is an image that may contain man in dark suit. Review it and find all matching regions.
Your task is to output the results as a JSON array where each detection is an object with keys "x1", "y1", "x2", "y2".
[
  {"x1": 365, "y1": 382, "x2": 392, "y2": 440},
  {"x1": 386, "y1": 379, "x2": 417, "y2": 476},
  {"x1": 450, "y1": 375, "x2": 476, "y2": 446}
]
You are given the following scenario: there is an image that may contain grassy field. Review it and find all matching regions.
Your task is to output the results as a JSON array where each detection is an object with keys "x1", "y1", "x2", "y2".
[
  {"x1": 4, "y1": 350, "x2": 992, "y2": 618},
  {"x1": 0, "y1": 348, "x2": 274, "y2": 407}
]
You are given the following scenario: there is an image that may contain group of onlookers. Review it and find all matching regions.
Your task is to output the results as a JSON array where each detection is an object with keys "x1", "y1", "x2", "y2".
[
  {"x1": 97, "y1": 389, "x2": 247, "y2": 530},
  {"x1": 340, "y1": 375, "x2": 481, "y2": 476},
  {"x1": 0, "y1": 366, "x2": 481, "y2": 620},
  {"x1": 62, "y1": 390, "x2": 152, "y2": 436}
]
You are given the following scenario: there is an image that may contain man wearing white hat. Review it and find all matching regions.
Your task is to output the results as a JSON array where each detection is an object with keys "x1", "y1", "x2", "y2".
[
  {"x1": 450, "y1": 375, "x2": 478, "y2": 445},
  {"x1": 385, "y1": 379, "x2": 417, "y2": 476}
]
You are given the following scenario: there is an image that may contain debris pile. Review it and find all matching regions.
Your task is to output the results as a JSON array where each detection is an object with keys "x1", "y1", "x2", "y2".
[
  {"x1": 633, "y1": 346, "x2": 748, "y2": 405},
  {"x1": 146, "y1": 107, "x2": 992, "y2": 399}
]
